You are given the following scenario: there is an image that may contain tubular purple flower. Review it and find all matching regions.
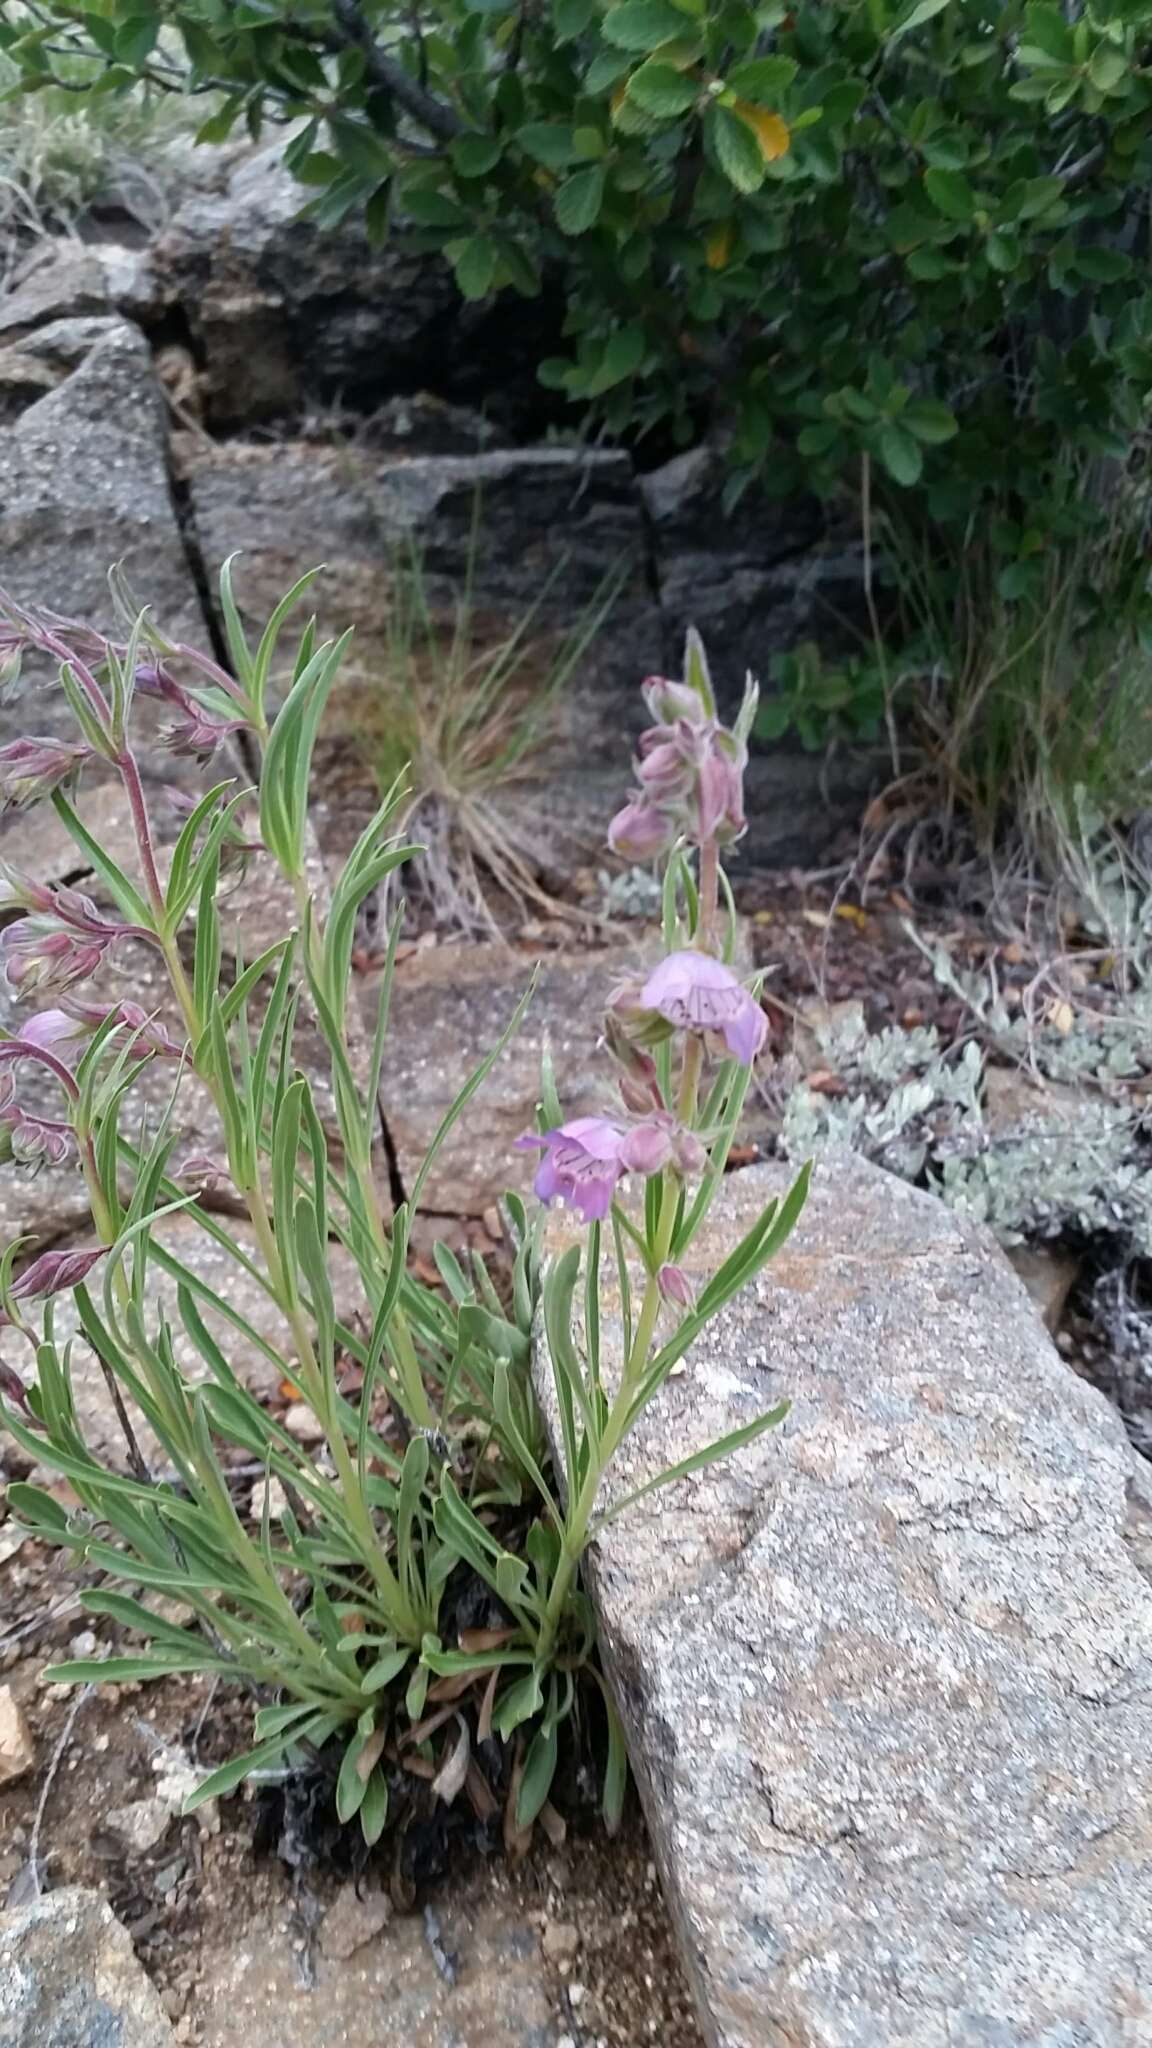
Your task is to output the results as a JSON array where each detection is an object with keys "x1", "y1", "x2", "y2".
[
  {"x1": 515, "y1": 1116, "x2": 630, "y2": 1221},
  {"x1": 0, "y1": 736, "x2": 91, "y2": 811},
  {"x1": 639, "y1": 951, "x2": 767, "y2": 1066},
  {"x1": 607, "y1": 799, "x2": 675, "y2": 863},
  {"x1": 10, "y1": 1009, "x2": 85, "y2": 1054},
  {"x1": 9, "y1": 1245, "x2": 104, "y2": 1303}
]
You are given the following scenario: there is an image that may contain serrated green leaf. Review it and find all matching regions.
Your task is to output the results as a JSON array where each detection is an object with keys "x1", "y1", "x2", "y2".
[
  {"x1": 627, "y1": 59, "x2": 699, "y2": 117},
  {"x1": 517, "y1": 120, "x2": 580, "y2": 168},
  {"x1": 710, "y1": 106, "x2": 767, "y2": 193},
  {"x1": 726, "y1": 56, "x2": 798, "y2": 97},
  {"x1": 923, "y1": 167, "x2": 976, "y2": 221},
  {"x1": 554, "y1": 164, "x2": 606, "y2": 233},
  {"x1": 877, "y1": 421, "x2": 924, "y2": 485},
  {"x1": 451, "y1": 133, "x2": 503, "y2": 177},
  {"x1": 452, "y1": 233, "x2": 499, "y2": 299},
  {"x1": 602, "y1": 1, "x2": 695, "y2": 51},
  {"x1": 903, "y1": 396, "x2": 958, "y2": 444}
]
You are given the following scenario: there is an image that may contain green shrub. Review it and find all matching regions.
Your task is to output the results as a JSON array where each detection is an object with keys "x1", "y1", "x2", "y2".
[{"x1": 9, "y1": 3, "x2": 1152, "y2": 545}]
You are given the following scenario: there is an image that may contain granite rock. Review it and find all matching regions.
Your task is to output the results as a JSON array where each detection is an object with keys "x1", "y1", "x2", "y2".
[
  {"x1": 0, "y1": 1887, "x2": 176, "y2": 2046},
  {"x1": 536, "y1": 1152, "x2": 1152, "y2": 2046}
]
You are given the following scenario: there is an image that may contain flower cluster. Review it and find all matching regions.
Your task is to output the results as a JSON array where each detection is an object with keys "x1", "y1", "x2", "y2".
[
  {"x1": 522, "y1": 648, "x2": 767, "y2": 1226},
  {"x1": 0, "y1": 872, "x2": 146, "y2": 1000},
  {"x1": 608, "y1": 635, "x2": 756, "y2": 863},
  {"x1": 0, "y1": 736, "x2": 92, "y2": 811}
]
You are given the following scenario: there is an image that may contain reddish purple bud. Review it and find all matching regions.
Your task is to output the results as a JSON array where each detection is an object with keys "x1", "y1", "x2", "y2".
[
  {"x1": 9, "y1": 1245, "x2": 104, "y2": 1302},
  {"x1": 0, "y1": 1360, "x2": 31, "y2": 1413},
  {"x1": 162, "y1": 707, "x2": 246, "y2": 761},
  {"x1": 657, "y1": 1263, "x2": 694, "y2": 1309},
  {"x1": 0, "y1": 866, "x2": 57, "y2": 916},
  {"x1": 635, "y1": 730, "x2": 696, "y2": 802},
  {"x1": 639, "y1": 951, "x2": 767, "y2": 1067},
  {"x1": 603, "y1": 1013, "x2": 665, "y2": 1114},
  {"x1": 178, "y1": 1152, "x2": 232, "y2": 1196},
  {"x1": 0, "y1": 736, "x2": 91, "y2": 811},
  {"x1": 607, "y1": 799, "x2": 675, "y2": 863}
]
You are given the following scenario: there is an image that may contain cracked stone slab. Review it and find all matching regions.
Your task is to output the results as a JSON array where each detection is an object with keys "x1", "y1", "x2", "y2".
[{"x1": 536, "y1": 1152, "x2": 1152, "y2": 2047}]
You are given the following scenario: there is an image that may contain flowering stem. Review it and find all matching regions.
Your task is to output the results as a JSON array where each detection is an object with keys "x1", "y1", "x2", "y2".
[
  {"x1": 118, "y1": 750, "x2": 166, "y2": 921},
  {"x1": 698, "y1": 837, "x2": 719, "y2": 952},
  {"x1": 537, "y1": 1168, "x2": 678, "y2": 1666}
]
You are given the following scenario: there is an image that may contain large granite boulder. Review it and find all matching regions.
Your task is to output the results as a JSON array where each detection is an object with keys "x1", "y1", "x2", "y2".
[
  {"x1": 0, "y1": 1888, "x2": 176, "y2": 2046},
  {"x1": 538, "y1": 1152, "x2": 1152, "y2": 2046}
]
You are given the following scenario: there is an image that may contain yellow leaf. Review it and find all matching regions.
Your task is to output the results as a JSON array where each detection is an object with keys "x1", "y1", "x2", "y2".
[
  {"x1": 1048, "y1": 998, "x2": 1074, "y2": 1036},
  {"x1": 733, "y1": 101, "x2": 791, "y2": 163},
  {"x1": 706, "y1": 221, "x2": 735, "y2": 270}
]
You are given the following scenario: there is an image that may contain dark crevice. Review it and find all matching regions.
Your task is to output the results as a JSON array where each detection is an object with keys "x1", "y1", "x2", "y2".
[
  {"x1": 632, "y1": 468, "x2": 669, "y2": 662},
  {"x1": 375, "y1": 1092, "x2": 408, "y2": 1209}
]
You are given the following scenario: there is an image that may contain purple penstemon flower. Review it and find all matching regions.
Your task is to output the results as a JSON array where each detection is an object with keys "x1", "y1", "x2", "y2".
[
  {"x1": 516, "y1": 1116, "x2": 629, "y2": 1222},
  {"x1": 516, "y1": 1111, "x2": 704, "y2": 1222},
  {"x1": 0, "y1": 736, "x2": 92, "y2": 811},
  {"x1": 638, "y1": 951, "x2": 767, "y2": 1067}
]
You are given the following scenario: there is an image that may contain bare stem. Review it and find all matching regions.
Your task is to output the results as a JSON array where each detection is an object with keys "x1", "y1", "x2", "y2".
[{"x1": 118, "y1": 750, "x2": 166, "y2": 918}]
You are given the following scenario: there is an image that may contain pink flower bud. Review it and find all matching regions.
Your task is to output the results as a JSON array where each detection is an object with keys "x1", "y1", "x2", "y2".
[
  {"x1": 657, "y1": 1263, "x2": 694, "y2": 1309},
  {"x1": 607, "y1": 799, "x2": 675, "y2": 863},
  {"x1": 0, "y1": 736, "x2": 91, "y2": 811},
  {"x1": 618, "y1": 1120, "x2": 675, "y2": 1175},
  {"x1": 178, "y1": 1152, "x2": 232, "y2": 1195},
  {"x1": 641, "y1": 676, "x2": 713, "y2": 727},
  {"x1": 0, "y1": 924, "x2": 113, "y2": 1000},
  {"x1": 0, "y1": 1107, "x2": 73, "y2": 1167}
]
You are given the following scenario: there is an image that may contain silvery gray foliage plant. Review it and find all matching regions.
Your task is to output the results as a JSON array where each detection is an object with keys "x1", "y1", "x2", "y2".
[
  {"x1": 0, "y1": 571, "x2": 805, "y2": 1845},
  {"x1": 782, "y1": 997, "x2": 1152, "y2": 1255}
]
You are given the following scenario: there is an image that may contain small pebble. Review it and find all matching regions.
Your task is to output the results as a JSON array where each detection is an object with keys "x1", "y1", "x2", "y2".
[
  {"x1": 103, "y1": 1797, "x2": 173, "y2": 1856},
  {"x1": 0, "y1": 1688, "x2": 35, "y2": 1785},
  {"x1": 542, "y1": 1920, "x2": 580, "y2": 1963},
  {"x1": 283, "y1": 1403, "x2": 325, "y2": 1444}
]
